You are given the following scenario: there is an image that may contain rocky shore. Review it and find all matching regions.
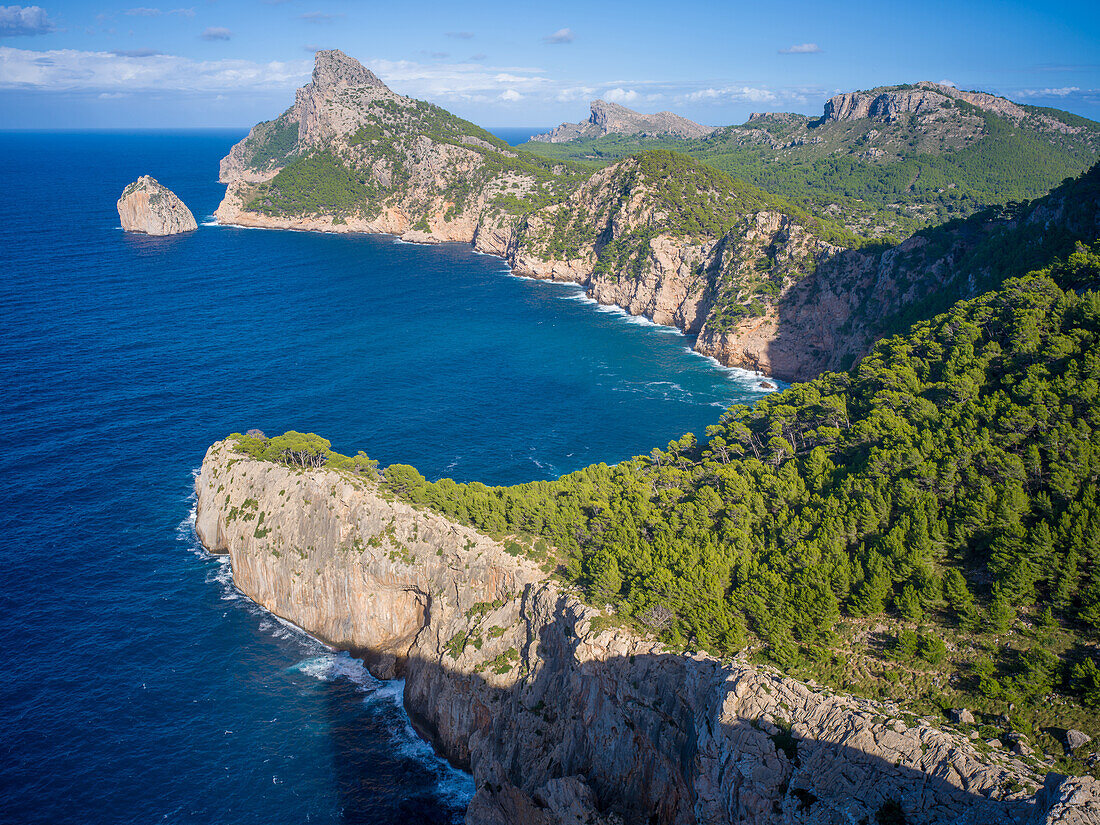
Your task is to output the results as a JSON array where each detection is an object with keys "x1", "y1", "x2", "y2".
[{"x1": 193, "y1": 439, "x2": 1100, "y2": 825}]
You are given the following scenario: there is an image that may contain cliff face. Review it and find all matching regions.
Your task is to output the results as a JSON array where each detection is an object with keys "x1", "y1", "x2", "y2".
[
  {"x1": 531, "y1": 99, "x2": 715, "y2": 143},
  {"x1": 117, "y1": 176, "x2": 197, "y2": 236},
  {"x1": 214, "y1": 52, "x2": 1100, "y2": 384},
  {"x1": 194, "y1": 440, "x2": 1098, "y2": 825},
  {"x1": 822, "y1": 82, "x2": 1081, "y2": 134}
]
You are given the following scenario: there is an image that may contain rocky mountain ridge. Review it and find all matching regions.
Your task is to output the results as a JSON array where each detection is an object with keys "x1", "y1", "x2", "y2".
[
  {"x1": 531, "y1": 99, "x2": 715, "y2": 143},
  {"x1": 193, "y1": 438, "x2": 1100, "y2": 825},
  {"x1": 522, "y1": 81, "x2": 1100, "y2": 239},
  {"x1": 117, "y1": 176, "x2": 197, "y2": 236},
  {"x1": 820, "y1": 81, "x2": 1080, "y2": 132}
]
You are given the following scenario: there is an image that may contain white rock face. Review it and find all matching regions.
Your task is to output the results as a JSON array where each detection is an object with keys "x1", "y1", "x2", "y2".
[
  {"x1": 117, "y1": 176, "x2": 197, "y2": 236},
  {"x1": 193, "y1": 439, "x2": 1100, "y2": 825}
]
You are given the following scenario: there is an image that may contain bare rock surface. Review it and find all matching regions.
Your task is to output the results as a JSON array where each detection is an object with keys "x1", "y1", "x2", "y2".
[
  {"x1": 116, "y1": 176, "x2": 197, "y2": 236},
  {"x1": 531, "y1": 99, "x2": 715, "y2": 143},
  {"x1": 193, "y1": 440, "x2": 1099, "y2": 825},
  {"x1": 1067, "y1": 730, "x2": 1093, "y2": 752}
]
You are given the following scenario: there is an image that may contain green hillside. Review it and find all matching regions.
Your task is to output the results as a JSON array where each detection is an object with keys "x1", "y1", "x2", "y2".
[
  {"x1": 520, "y1": 89, "x2": 1100, "y2": 241},
  {"x1": 230, "y1": 234, "x2": 1100, "y2": 773}
]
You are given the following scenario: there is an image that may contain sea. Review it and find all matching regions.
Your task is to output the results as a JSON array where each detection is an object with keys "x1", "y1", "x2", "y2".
[{"x1": 0, "y1": 130, "x2": 775, "y2": 823}]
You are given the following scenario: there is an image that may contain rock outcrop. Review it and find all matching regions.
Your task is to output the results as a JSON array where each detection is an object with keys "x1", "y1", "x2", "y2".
[
  {"x1": 194, "y1": 439, "x2": 1100, "y2": 825},
  {"x1": 117, "y1": 176, "x2": 197, "y2": 236},
  {"x1": 822, "y1": 82, "x2": 1082, "y2": 133},
  {"x1": 530, "y1": 100, "x2": 714, "y2": 143}
]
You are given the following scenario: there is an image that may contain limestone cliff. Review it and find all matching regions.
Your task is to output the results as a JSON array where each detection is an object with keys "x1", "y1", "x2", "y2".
[
  {"x1": 822, "y1": 81, "x2": 1081, "y2": 134},
  {"x1": 214, "y1": 51, "x2": 1100, "y2": 384},
  {"x1": 530, "y1": 100, "x2": 715, "y2": 143},
  {"x1": 117, "y1": 176, "x2": 197, "y2": 236},
  {"x1": 194, "y1": 439, "x2": 1099, "y2": 825}
]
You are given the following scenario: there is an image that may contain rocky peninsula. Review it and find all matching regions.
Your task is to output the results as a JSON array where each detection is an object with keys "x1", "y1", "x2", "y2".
[
  {"x1": 117, "y1": 176, "x2": 197, "y2": 236},
  {"x1": 213, "y1": 50, "x2": 1100, "y2": 383},
  {"x1": 530, "y1": 99, "x2": 715, "y2": 143},
  {"x1": 194, "y1": 438, "x2": 1100, "y2": 825}
]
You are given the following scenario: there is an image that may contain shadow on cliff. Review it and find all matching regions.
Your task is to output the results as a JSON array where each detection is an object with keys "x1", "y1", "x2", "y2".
[
  {"x1": 322, "y1": 603, "x2": 1062, "y2": 825},
  {"x1": 317, "y1": 673, "x2": 467, "y2": 825}
]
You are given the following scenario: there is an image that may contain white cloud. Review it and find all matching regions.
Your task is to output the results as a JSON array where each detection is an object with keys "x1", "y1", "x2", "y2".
[
  {"x1": 937, "y1": 79, "x2": 957, "y2": 88},
  {"x1": 300, "y1": 12, "x2": 342, "y2": 23},
  {"x1": 778, "y1": 43, "x2": 821, "y2": 54},
  {"x1": 0, "y1": 5, "x2": 56, "y2": 36},
  {"x1": 682, "y1": 85, "x2": 777, "y2": 104},
  {"x1": 124, "y1": 7, "x2": 161, "y2": 16},
  {"x1": 543, "y1": 27, "x2": 574, "y2": 44},
  {"x1": 604, "y1": 87, "x2": 638, "y2": 103},
  {"x1": 0, "y1": 45, "x2": 832, "y2": 121},
  {"x1": 1015, "y1": 86, "x2": 1082, "y2": 97},
  {"x1": 200, "y1": 26, "x2": 231, "y2": 41},
  {"x1": 363, "y1": 57, "x2": 549, "y2": 102},
  {"x1": 446, "y1": 31, "x2": 474, "y2": 40},
  {"x1": 0, "y1": 46, "x2": 310, "y2": 91},
  {"x1": 555, "y1": 85, "x2": 594, "y2": 102}
]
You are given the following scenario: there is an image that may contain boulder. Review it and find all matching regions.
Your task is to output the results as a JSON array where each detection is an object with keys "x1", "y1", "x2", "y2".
[
  {"x1": 949, "y1": 708, "x2": 976, "y2": 725},
  {"x1": 1066, "y1": 729, "x2": 1092, "y2": 751}
]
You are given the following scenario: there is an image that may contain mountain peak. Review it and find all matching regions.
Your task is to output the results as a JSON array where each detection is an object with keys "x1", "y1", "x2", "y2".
[
  {"x1": 532, "y1": 100, "x2": 713, "y2": 143},
  {"x1": 310, "y1": 49, "x2": 386, "y2": 92}
]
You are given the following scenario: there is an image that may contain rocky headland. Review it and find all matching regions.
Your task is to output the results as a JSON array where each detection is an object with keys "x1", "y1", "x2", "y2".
[
  {"x1": 117, "y1": 176, "x2": 197, "y2": 236},
  {"x1": 194, "y1": 438, "x2": 1100, "y2": 825},
  {"x1": 213, "y1": 51, "x2": 1100, "y2": 383},
  {"x1": 530, "y1": 99, "x2": 715, "y2": 143}
]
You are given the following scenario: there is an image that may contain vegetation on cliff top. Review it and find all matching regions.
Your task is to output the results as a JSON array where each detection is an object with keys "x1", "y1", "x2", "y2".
[
  {"x1": 229, "y1": 240, "x2": 1100, "y2": 771},
  {"x1": 519, "y1": 96, "x2": 1100, "y2": 241}
]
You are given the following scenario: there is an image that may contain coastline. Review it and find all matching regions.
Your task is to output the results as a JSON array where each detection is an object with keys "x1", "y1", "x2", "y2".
[
  {"x1": 209, "y1": 210, "x2": 784, "y2": 391},
  {"x1": 194, "y1": 441, "x2": 1096, "y2": 825}
]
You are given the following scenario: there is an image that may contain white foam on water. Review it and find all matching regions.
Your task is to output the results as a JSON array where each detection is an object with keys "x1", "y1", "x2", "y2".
[
  {"x1": 368, "y1": 680, "x2": 475, "y2": 809},
  {"x1": 291, "y1": 652, "x2": 378, "y2": 692},
  {"x1": 181, "y1": 467, "x2": 473, "y2": 813}
]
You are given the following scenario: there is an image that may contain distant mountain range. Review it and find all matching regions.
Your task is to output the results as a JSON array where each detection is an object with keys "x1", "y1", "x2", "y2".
[
  {"x1": 529, "y1": 99, "x2": 714, "y2": 143},
  {"x1": 523, "y1": 81, "x2": 1100, "y2": 238}
]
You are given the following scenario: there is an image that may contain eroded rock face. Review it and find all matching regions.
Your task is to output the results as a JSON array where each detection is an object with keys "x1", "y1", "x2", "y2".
[
  {"x1": 194, "y1": 440, "x2": 1099, "y2": 825},
  {"x1": 117, "y1": 176, "x2": 197, "y2": 236},
  {"x1": 531, "y1": 99, "x2": 715, "y2": 143},
  {"x1": 822, "y1": 81, "x2": 1081, "y2": 133}
]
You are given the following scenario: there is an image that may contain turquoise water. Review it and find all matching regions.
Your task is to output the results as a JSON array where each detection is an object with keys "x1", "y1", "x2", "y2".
[{"x1": 0, "y1": 130, "x2": 773, "y2": 823}]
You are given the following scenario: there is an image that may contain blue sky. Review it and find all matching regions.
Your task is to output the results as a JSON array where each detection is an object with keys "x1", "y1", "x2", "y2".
[{"x1": 1, "y1": 0, "x2": 1098, "y2": 129}]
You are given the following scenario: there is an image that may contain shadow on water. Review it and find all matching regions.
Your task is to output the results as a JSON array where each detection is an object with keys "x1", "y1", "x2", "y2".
[{"x1": 320, "y1": 674, "x2": 467, "y2": 825}]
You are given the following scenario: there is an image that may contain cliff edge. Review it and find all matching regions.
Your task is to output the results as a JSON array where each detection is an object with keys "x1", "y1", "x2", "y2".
[
  {"x1": 193, "y1": 438, "x2": 1099, "y2": 825},
  {"x1": 117, "y1": 176, "x2": 197, "y2": 236}
]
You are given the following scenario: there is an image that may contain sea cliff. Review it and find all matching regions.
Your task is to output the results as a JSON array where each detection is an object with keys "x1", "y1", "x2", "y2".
[
  {"x1": 193, "y1": 439, "x2": 1099, "y2": 825},
  {"x1": 213, "y1": 50, "x2": 1100, "y2": 384}
]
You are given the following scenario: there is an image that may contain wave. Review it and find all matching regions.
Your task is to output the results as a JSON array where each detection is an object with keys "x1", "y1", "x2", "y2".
[
  {"x1": 180, "y1": 469, "x2": 473, "y2": 813},
  {"x1": 293, "y1": 663, "x2": 475, "y2": 810}
]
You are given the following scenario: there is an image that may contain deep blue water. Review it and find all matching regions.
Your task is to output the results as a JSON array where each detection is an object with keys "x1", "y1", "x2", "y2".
[
  {"x1": 486, "y1": 126, "x2": 550, "y2": 145},
  {"x1": 0, "y1": 131, "x2": 772, "y2": 823}
]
